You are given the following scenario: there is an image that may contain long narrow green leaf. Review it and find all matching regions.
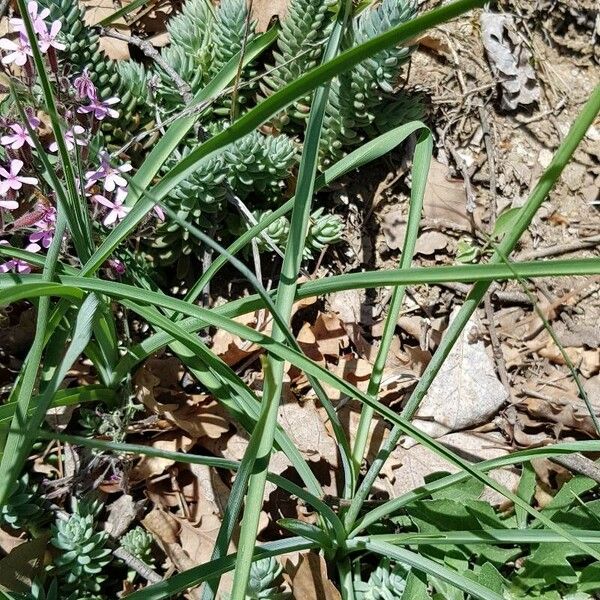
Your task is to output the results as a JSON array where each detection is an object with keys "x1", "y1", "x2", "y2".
[
  {"x1": 0, "y1": 386, "x2": 116, "y2": 425},
  {"x1": 351, "y1": 127, "x2": 432, "y2": 477},
  {"x1": 7, "y1": 279, "x2": 598, "y2": 559},
  {"x1": 364, "y1": 530, "x2": 600, "y2": 545},
  {"x1": 126, "y1": 538, "x2": 316, "y2": 600}
]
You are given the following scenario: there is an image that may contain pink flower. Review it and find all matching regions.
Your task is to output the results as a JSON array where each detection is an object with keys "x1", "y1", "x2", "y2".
[
  {"x1": 10, "y1": 1, "x2": 50, "y2": 35},
  {"x1": 92, "y1": 187, "x2": 130, "y2": 226},
  {"x1": 49, "y1": 125, "x2": 86, "y2": 152},
  {"x1": 153, "y1": 205, "x2": 165, "y2": 221},
  {"x1": 0, "y1": 258, "x2": 31, "y2": 273},
  {"x1": 1, "y1": 122, "x2": 36, "y2": 149},
  {"x1": 37, "y1": 20, "x2": 65, "y2": 53},
  {"x1": 85, "y1": 151, "x2": 132, "y2": 192},
  {"x1": 0, "y1": 33, "x2": 32, "y2": 66},
  {"x1": 74, "y1": 68, "x2": 96, "y2": 101},
  {"x1": 78, "y1": 96, "x2": 120, "y2": 121},
  {"x1": 26, "y1": 204, "x2": 56, "y2": 251},
  {"x1": 0, "y1": 159, "x2": 38, "y2": 194}
]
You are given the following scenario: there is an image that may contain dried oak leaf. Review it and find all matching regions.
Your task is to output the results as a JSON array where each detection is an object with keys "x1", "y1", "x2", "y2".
[
  {"x1": 130, "y1": 432, "x2": 196, "y2": 481},
  {"x1": 423, "y1": 160, "x2": 472, "y2": 231},
  {"x1": 287, "y1": 552, "x2": 341, "y2": 600},
  {"x1": 250, "y1": 0, "x2": 288, "y2": 32},
  {"x1": 83, "y1": 0, "x2": 130, "y2": 59},
  {"x1": 135, "y1": 359, "x2": 230, "y2": 440},
  {"x1": 480, "y1": 12, "x2": 540, "y2": 110}
]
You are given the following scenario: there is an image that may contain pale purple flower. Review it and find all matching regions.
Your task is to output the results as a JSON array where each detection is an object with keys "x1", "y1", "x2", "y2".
[
  {"x1": 37, "y1": 20, "x2": 66, "y2": 53},
  {"x1": 0, "y1": 258, "x2": 31, "y2": 273},
  {"x1": 49, "y1": 125, "x2": 86, "y2": 152},
  {"x1": 0, "y1": 33, "x2": 32, "y2": 66},
  {"x1": 85, "y1": 152, "x2": 132, "y2": 192},
  {"x1": 78, "y1": 96, "x2": 120, "y2": 121},
  {"x1": 73, "y1": 68, "x2": 96, "y2": 101},
  {"x1": 0, "y1": 159, "x2": 38, "y2": 194},
  {"x1": 10, "y1": 1, "x2": 50, "y2": 35},
  {"x1": 1, "y1": 122, "x2": 36, "y2": 149},
  {"x1": 26, "y1": 205, "x2": 56, "y2": 251},
  {"x1": 93, "y1": 187, "x2": 130, "y2": 226},
  {"x1": 153, "y1": 205, "x2": 165, "y2": 221}
]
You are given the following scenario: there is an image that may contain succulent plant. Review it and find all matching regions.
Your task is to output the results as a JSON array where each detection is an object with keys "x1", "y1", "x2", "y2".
[
  {"x1": 50, "y1": 505, "x2": 111, "y2": 595},
  {"x1": 209, "y1": 0, "x2": 257, "y2": 78},
  {"x1": 166, "y1": 0, "x2": 213, "y2": 62},
  {"x1": 0, "y1": 474, "x2": 49, "y2": 532},
  {"x1": 304, "y1": 208, "x2": 344, "y2": 259},
  {"x1": 246, "y1": 557, "x2": 291, "y2": 599},
  {"x1": 261, "y1": 0, "x2": 337, "y2": 124},
  {"x1": 120, "y1": 526, "x2": 155, "y2": 566},
  {"x1": 223, "y1": 132, "x2": 297, "y2": 200},
  {"x1": 320, "y1": 0, "x2": 421, "y2": 165},
  {"x1": 250, "y1": 210, "x2": 290, "y2": 252},
  {"x1": 354, "y1": 559, "x2": 409, "y2": 600},
  {"x1": 150, "y1": 131, "x2": 296, "y2": 272}
]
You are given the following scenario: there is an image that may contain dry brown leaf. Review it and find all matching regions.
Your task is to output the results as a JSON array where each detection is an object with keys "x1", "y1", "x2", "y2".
[
  {"x1": 380, "y1": 209, "x2": 406, "y2": 251},
  {"x1": 412, "y1": 310, "x2": 508, "y2": 440},
  {"x1": 287, "y1": 552, "x2": 342, "y2": 600},
  {"x1": 83, "y1": 0, "x2": 130, "y2": 59},
  {"x1": 0, "y1": 528, "x2": 26, "y2": 556},
  {"x1": 250, "y1": 0, "x2": 288, "y2": 32},
  {"x1": 143, "y1": 507, "x2": 180, "y2": 544},
  {"x1": 130, "y1": 432, "x2": 196, "y2": 481},
  {"x1": 415, "y1": 33, "x2": 451, "y2": 54},
  {"x1": 134, "y1": 359, "x2": 230, "y2": 439},
  {"x1": 520, "y1": 396, "x2": 598, "y2": 438},
  {"x1": 278, "y1": 398, "x2": 338, "y2": 466},
  {"x1": 414, "y1": 230, "x2": 449, "y2": 256},
  {"x1": 423, "y1": 160, "x2": 472, "y2": 230}
]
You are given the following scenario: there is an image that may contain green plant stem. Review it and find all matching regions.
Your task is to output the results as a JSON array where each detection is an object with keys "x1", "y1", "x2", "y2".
[
  {"x1": 350, "y1": 129, "x2": 432, "y2": 478},
  {"x1": 228, "y1": 6, "x2": 352, "y2": 597},
  {"x1": 345, "y1": 82, "x2": 600, "y2": 529}
]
